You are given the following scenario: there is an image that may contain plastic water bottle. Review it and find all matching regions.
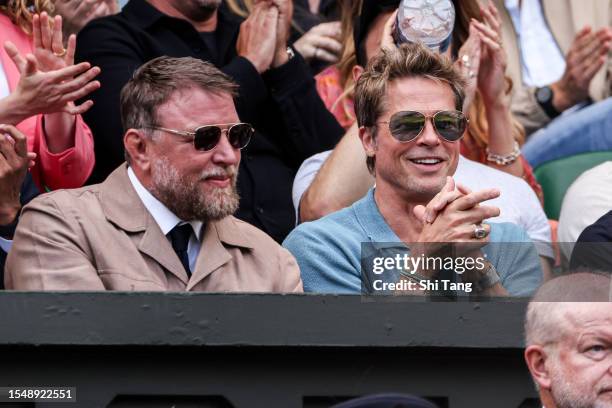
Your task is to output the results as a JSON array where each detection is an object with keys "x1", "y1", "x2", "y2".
[{"x1": 394, "y1": 0, "x2": 456, "y2": 52}]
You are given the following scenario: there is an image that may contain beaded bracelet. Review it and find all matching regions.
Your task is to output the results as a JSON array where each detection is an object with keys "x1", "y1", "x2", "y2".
[{"x1": 485, "y1": 141, "x2": 521, "y2": 166}]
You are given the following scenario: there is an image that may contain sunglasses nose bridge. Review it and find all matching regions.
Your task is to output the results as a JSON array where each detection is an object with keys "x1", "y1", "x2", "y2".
[{"x1": 417, "y1": 114, "x2": 441, "y2": 144}]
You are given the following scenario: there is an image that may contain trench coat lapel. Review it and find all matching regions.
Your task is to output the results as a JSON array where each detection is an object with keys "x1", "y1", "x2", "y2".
[
  {"x1": 98, "y1": 165, "x2": 189, "y2": 285},
  {"x1": 187, "y1": 217, "x2": 254, "y2": 291}
]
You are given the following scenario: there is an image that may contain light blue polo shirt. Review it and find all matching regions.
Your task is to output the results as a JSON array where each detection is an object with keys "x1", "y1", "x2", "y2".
[{"x1": 283, "y1": 189, "x2": 542, "y2": 295}]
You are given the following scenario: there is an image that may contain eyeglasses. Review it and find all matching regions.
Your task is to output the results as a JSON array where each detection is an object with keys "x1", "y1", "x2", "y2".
[
  {"x1": 378, "y1": 110, "x2": 468, "y2": 143},
  {"x1": 146, "y1": 123, "x2": 254, "y2": 151}
]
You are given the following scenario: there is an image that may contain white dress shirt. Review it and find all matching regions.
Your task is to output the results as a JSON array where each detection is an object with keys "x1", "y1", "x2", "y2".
[
  {"x1": 505, "y1": 0, "x2": 566, "y2": 87},
  {"x1": 127, "y1": 167, "x2": 203, "y2": 272}
]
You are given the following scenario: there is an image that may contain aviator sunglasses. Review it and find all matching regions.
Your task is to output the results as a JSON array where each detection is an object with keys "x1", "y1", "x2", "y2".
[
  {"x1": 147, "y1": 123, "x2": 254, "y2": 151},
  {"x1": 379, "y1": 110, "x2": 468, "y2": 143}
]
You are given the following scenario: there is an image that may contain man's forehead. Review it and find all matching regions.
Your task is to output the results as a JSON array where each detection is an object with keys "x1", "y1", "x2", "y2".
[
  {"x1": 560, "y1": 303, "x2": 612, "y2": 335},
  {"x1": 385, "y1": 77, "x2": 456, "y2": 110},
  {"x1": 156, "y1": 88, "x2": 237, "y2": 125}
]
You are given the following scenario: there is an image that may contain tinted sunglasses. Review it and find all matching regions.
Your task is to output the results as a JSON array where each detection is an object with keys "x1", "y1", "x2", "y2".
[
  {"x1": 380, "y1": 110, "x2": 468, "y2": 143},
  {"x1": 148, "y1": 123, "x2": 254, "y2": 151}
]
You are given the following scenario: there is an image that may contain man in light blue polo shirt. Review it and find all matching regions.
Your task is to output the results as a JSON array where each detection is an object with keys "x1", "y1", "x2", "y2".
[{"x1": 283, "y1": 43, "x2": 542, "y2": 296}]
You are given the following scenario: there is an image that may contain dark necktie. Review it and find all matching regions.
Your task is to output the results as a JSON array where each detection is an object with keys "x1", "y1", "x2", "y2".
[{"x1": 168, "y1": 224, "x2": 192, "y2": 276}]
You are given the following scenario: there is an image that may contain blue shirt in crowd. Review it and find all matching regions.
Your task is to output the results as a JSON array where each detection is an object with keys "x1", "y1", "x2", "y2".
[{"x1": 283, "y1": 189, "x2": 543, "y2": 295}]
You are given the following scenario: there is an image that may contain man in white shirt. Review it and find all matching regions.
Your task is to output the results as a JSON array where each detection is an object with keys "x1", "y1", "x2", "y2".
[{"x1": 4, "y1": 56, "x2": 303, "y2": 292}]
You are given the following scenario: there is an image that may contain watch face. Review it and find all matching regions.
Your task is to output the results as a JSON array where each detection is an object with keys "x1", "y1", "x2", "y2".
[
  {"x1": 396, "y1": 0, "x2": 456, "y2": 46},
  {"x1": 536, "y1": 86, "x2": 553, "y2": 103}
]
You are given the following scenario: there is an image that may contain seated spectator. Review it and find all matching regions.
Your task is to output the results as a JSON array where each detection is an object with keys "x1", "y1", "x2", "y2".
[
  {"x1": 0, "y1": 125, "x2": 39, "y2": 288},
  {"x1": 53, "y1": 0, "x2": 119, "y2": 39},
  {"x1": 310, "y1": 0, "x2": 543, "y2": 202},
  {"x1": 524, "y1": 272, "x2": 612, "y2": 408},
  {"x1": 569, "y1": 211, "x2": 612, "y2": 273},
  {"x1": 558, "y1": 162, "x2": 612, "y2": 262},
  {"x1": 75, "y1": 0, "x2": 343, "y2": 242},
  {"x1": 496, "y1": 0, "x2": 612, "y2": 168},
  {"x1": 283, "y1": 44, "x2": 542, "y2": 296},
  {"x1": 298, "y1": 0, "x2": 545, "y2": 225},
  {"x1": 5, "y1": 57, "x2": 303, "y2": 293},
  {"x1": 293, "y1": 152, "x2": 554, "y2": 277},
  {"x1": 226, "y1": 0, "x2": 342, "y2": 74},
  {"x1": 0, "y1": 4, "x2": 99, "y2": 190}
]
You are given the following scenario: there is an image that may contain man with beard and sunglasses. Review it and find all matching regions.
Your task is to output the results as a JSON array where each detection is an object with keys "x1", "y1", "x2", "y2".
[
  {"x1": 74, "y1": 0, "x2": 344, "y2": 244},
  {"x1": 283, "y1": 43, "x2": 542, "y2": 296},
  {"x1": 4, "y1": 56, "x2": 303, "y2": 292},
  {"x1": 524, "y1": 272, "x2": 612, "y2": 408}
]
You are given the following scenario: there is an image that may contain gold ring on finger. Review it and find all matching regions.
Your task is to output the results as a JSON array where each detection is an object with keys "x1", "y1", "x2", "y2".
[{"x1": 54, "y1": 48, "x2": 67, "y2": 57}]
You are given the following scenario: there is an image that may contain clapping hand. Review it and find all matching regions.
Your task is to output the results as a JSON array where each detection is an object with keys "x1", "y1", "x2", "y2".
[
  {"x1": 3, "y1": 12, "x2": 101, "y2": 117},
  {"x1": 236, "y1": 1, "x2": 278, "y2": 73},
  {"x1": 293, "y1": 21, "x2": 342, "y2": 63},
  {"x1": 0, "y1": 125, "x2": 36, "y2": 226},
  {"x1": 471, "y1": 2, "x2": 508, "y2": 107},
  {"x1": 53, "y1": 0, "x2": 119, "y2": 37}
]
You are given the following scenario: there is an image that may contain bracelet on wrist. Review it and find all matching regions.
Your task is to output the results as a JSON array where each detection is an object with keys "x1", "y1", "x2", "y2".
[{"x1": 485, "y1": 141, "x2": 521, "y2": 166}]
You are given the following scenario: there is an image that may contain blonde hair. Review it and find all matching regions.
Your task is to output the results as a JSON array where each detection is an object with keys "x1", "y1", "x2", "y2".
[
  {"x1": 0, "y1": 0, "x2": 54, "y2": 34},
  {"x1": 328, "y1": 0, "x2": 360, "y2": 121}
]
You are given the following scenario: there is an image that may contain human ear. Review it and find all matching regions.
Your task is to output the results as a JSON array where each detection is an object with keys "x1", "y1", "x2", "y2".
[
  {"x1": 359, "y1": 126, "x2": 377, "y2": 158},
  {"x1": 352, "y1": 65, "x2": 364, "y2": 82},
  {"x1": 124, "y1": 129, "x2": 154, "y2": 172},
  {"x1": 524, "y1": 345, "x2": 553, "y2": 390}
]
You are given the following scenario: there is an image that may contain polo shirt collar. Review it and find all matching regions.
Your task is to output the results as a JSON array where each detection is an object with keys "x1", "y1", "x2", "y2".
[{"x1": 353, "y1": 188, "x2": 403, "y2": 243}]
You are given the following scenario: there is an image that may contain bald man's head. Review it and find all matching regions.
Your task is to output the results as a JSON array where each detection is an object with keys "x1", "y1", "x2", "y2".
[
  {"x1": 524, "y1": 272, "x2": 612, "y2": 408},
  {"x1": 525, "y1": 272, "x2": 611, "y2": 346}
]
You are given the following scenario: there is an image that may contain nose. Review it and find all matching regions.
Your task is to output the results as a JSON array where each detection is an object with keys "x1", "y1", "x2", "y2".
[
  {"x1": 416, "y1": 116, "x2": 440, "y2": 146},
  {"x1": 210, "y1": 129, "x2": 240, "y2": 166}
]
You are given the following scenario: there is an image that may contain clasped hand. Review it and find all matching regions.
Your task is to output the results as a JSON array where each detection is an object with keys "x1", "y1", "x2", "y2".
[{"x1": 4, "y1": 12, "x2": 100, "y2": 119}]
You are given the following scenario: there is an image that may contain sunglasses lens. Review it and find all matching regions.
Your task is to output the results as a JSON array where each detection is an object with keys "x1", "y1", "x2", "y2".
[
  {"x1": 228, "y1": 123, "x2": 254, "y2": 149},
  {"x1": 434, "y1": 111, "x2": 467, "y2": 141},
  {"x1": 388, "y1": 111, "x2": 426, "y2": 142},
  {"x1": 194, "y1": 126, "x2": 222, "y2": 151}
]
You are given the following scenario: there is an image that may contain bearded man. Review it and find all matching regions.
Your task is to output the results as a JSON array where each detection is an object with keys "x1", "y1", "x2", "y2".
[{"x1": 4, "y1": 56, "x2": 303, "y2": 292}]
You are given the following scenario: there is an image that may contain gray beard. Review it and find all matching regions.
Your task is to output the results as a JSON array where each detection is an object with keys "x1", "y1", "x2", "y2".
[
  {"x1": 150, "y1": 157, "x2": 239, "y2": 222},
  {"x1": 549, "y1": 365, "x2": 611, "y2": 408}
]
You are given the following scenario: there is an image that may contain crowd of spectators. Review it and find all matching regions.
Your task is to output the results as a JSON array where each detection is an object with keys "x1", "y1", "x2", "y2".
[
  {"x1": 0, "y1": 0, "x2": 610, "y2": 292},
  {"x1": 0, "y1": 0, "x2": 610, "y2": 405}
]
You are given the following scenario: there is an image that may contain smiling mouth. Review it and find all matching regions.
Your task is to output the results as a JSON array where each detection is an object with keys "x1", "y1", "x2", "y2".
[{"x1": 409, "y1": 158, "x2": 444, "y2": 165}]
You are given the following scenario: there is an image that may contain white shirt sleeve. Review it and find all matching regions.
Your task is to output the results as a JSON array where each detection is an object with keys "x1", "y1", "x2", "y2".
[{"x1": 292, "y1": 151, "x2": 332, "y2": 223}]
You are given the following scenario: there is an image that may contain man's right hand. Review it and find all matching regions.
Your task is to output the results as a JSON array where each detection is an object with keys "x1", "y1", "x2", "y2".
[
  {"x1": 414, "y1": 177, "x2": 501, "y2": 246},
  {"x1": 551, "y1": 26, "x2": 612, "y2": 112},
  {"x1": 236, "y1": 1, "x2": 278, "y2": 73}
]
